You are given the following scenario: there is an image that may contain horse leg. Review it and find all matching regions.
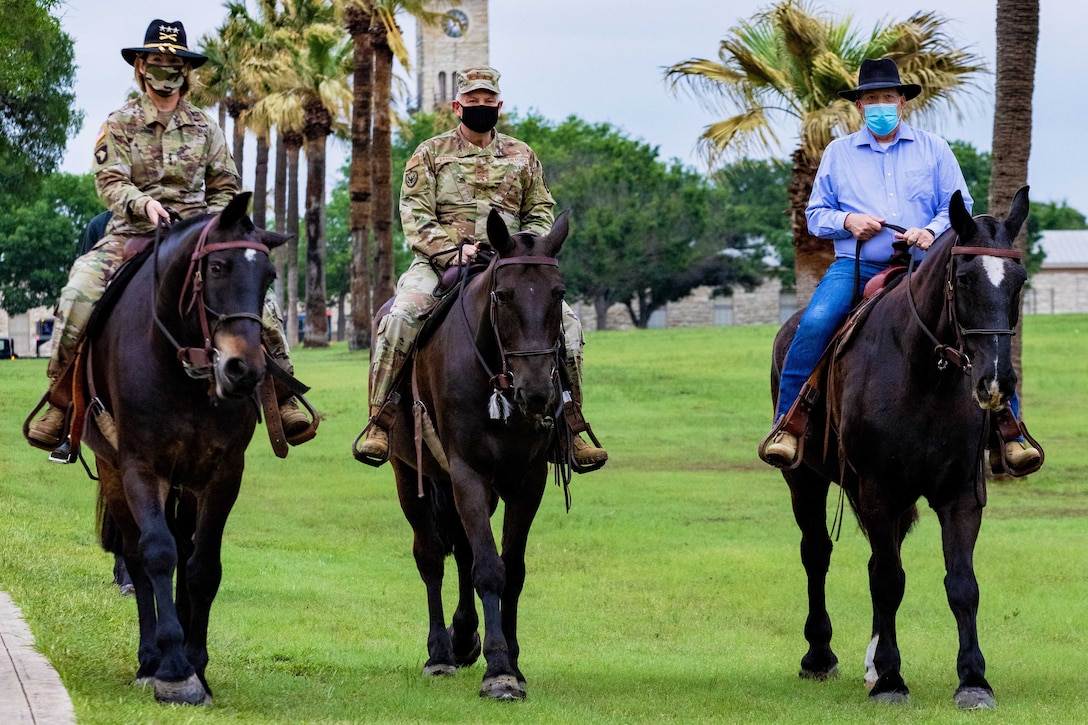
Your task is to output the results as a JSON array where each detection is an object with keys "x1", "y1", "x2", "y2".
[
  {"x1": 122, "y1": 468, "x2": 204, "y2": 705},
  {"x1": 450, "y1": 530, "x2": 482, "y2": 668},
  {"x1": 450, "y1": 464, "x2": 522, "y2": 700},
  {"x1": 393, "y1": 462, "x2": 457, "y2": 676},
  {"x1": 498, "y1": 471, "x2": 547, "y2": 690},
  {"x1": 858, "y1": 490, "x2": 910, "y2": 703},
  {"x1": 177, "y1": 479, "x2": 240, "y2": 705},
  {"x1": 934, "y1": 494, "x2": 995, "y2": 709},
  {"x1": 863, "y1": 505, "x2": 915, "y2": 690},
  {"x1": 785, "y1": 467, "x2": 839, "y2": 680}
]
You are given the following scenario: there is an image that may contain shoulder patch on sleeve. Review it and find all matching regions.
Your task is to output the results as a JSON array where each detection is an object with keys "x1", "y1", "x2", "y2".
[
  {"x1": 404, "y1": 154, "x2": 422, "y2": 188},
  {"x1": 94, "y1": 124, "x2": 106, "y2": 146}
]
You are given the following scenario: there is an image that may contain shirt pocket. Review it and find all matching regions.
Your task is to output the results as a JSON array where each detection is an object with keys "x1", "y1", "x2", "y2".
[
  {"x1": 434, "y1": 156, "x2": 474, "y2": 204},
  {"x1": 902, "y1": 168, "x2": 935, "y2": 205}
]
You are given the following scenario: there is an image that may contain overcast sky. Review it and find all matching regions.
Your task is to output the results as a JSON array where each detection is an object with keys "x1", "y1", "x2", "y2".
[{"x1": 54, "y1": 0, "x2": 1088, "y2": 213}]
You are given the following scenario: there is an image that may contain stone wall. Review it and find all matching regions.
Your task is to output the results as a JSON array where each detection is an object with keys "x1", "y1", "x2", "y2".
[{"x1": 1024, "y1": 269, "x2": 1088, "y2": 314}]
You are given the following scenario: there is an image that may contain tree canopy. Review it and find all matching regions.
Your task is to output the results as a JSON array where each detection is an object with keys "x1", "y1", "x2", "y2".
[
  {"x1": 0, "y1": 173, "x2": 101, "y2": 314},
  {"x1": 0, "y1": 0, "x2": 82, "y2": 198}
]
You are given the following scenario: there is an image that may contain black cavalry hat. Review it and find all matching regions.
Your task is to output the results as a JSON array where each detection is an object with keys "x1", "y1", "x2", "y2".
[
  {"x1": 121, "y1": 20, "x2": 207, "y2": 68},
  {"x1": 838, "y1": 58, "x2": 921, "y2": 101}
]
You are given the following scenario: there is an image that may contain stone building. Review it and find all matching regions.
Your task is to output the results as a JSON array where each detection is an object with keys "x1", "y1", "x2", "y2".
[
  {"x1": 1023, "y1": 229, "x2": 1088, "y2": 314},
  {"x1": 416, "y1": 0, "x2": 489, "y2": 112}
]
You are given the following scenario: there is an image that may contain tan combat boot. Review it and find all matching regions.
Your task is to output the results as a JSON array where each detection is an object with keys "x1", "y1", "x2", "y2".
[
  {"x1": 1004, "y1": 439, "x2": 1041, "y2": 470},
  {"x1": 572, "y1": 434, "x2": 607, "y2": 466},
  {"x1": 763, "y1": 430, "x2": 799, "y2": 469},
  {"x1": 279, "y1": 398, "x2": 311, "y2": 439},
  {"x1": 28, "y1": 405, "x2": 66, "y2": 448},
  {"x1": 357, "y1": 407, "x2": 390, "y2": 460}
]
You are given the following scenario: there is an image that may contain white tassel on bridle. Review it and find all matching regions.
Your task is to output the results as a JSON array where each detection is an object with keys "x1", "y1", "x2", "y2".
[{"x1": 488, "y1": 388, "x2": 513, "y2": 421}]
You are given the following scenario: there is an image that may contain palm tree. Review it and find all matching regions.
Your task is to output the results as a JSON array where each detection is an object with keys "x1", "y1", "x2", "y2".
[
  {"x1": 255, "y1": 18, "x2": 352, "y2": 348},
  {"x1": 666, "y1": 0, "x2": 985, "y2": 304},
  {"x1": 342, "y1": 0, "x2": 376, "y2": 351},
  {"x1": 990, "y1": 0, "x2": 1039, "y2": 406}
]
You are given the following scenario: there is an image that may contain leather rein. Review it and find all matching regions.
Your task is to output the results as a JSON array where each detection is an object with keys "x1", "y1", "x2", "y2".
[
  {"x1": 151, "y1": 216, "x2": 271, "y2": 380},
  {"x1": 457, "y1": 242, "x2": 562, "y2": 421},
  {"x1": 887, "y1": 222, "x2": 1023, "y2": 373}
]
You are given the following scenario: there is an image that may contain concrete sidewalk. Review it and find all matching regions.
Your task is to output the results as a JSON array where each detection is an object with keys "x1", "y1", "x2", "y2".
[{"x1": 0, "y1": 591, "x2": 76, "y2": 724}]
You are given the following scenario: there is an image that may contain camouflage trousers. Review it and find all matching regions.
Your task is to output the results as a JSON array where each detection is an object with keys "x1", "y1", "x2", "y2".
[
  {"x1": 47, "y1": 233, "x2": 293, "y2": 380},
  {"x1": 369, "y1": 256, "x2": 585, "y2": 409}
]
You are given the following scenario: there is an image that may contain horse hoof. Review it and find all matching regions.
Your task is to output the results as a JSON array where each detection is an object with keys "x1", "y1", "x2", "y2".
[
  {"x1": 423, "y1": 662, "x2": 457, "y2": 677},
  {"x1": 870, "y1": 690, "x2": 909, "y2": 705},
  {"x1": 954, "y1": 687, "x2": 996, "y2": 709},
  {"x1": 453, "y1": 630, "x2": 482, "y2": 668},
  {"x1": 154, "y1": 673, "x2": 212, "y2": 706},
  {"x1": 799, "y1": 665, "x2": 839, "y2": 681},
  {"x1": 479, "y1": 674, "x2": 526, "y2": 701}
]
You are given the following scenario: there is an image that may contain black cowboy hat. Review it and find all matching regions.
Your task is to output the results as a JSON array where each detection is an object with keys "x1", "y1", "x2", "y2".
[
  {"x1": 838, "y1": 58, "x2": 921, "y2": 101},
  {"x1": 121, "y1": 19, "x2": 207, "y2": 68}
]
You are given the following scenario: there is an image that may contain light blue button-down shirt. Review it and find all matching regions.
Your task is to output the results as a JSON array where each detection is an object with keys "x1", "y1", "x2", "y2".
[{"x1": 806, "y1": 121, "x2": 973, "y2": 263}]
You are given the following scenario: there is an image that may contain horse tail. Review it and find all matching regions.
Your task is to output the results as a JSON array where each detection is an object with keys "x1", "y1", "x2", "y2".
[
  {"x1": 96, "y1": 480, "x2": 123, "y2": 556},
  {"x1": 429, "y1": 479, "x2": 458, "y2": 556}
]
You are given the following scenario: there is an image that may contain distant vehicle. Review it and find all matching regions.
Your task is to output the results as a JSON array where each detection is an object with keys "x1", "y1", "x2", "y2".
[{"x1": 0, "y1": 338, "x2": 17, "y2": 360}]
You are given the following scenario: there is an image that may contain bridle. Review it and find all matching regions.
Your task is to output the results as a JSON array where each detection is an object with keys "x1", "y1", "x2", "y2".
[
  {"x1": 894, "y1": 222, "x2": 1023, "y2": 373},
  {"x1": 152, "y1": 215, "x2": 271, "y2": 382},
  {"x1": 458, "y1": 238, "x2": 563, "y2": 421}
]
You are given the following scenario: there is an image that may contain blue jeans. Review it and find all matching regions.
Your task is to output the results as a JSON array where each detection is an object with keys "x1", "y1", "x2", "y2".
[
  {"x1": 776, "y1": 258, "x2": 885, "y2": 420},
  {"x1": 775, "y1": 257, "x2": 1024, "y2": 424}
]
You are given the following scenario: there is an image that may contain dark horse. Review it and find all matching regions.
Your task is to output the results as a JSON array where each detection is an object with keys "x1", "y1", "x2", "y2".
[
  {"x1": 380, "y1": 209, "x2": 569, "y2": 700},
  {"x1": 86, "y1": 193, "x2": 289, "y2": 705},
  {"x1": 770, "y1": 187, "x2": 1031, "y2": 708}
]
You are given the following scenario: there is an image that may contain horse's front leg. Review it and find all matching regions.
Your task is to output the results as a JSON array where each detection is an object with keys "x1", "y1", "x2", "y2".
[
  {"x1": 450, "y1": 461, "x2": 521, "y2": 700},
  {"x1": 180, "y1": 474, "x2": 242, "y2": 705},
  {"x1": 858, "y1": 484, "x2": 910, "y2": 703},
  {"x1": 784, "y1": 466, "x2": 838, "y2": 680},
  {"x1": 934, "y1": 493, "x2": 995, "y2": 709},
  {"x1": 498, "y1": 468, "x2": 547, "y2": 690},
  {"x1": 393, "y1": 462, "x2": 457, "y2": 676},
  {"x1": 122, "y1": 467, "x2": 205, "y2": 705}
]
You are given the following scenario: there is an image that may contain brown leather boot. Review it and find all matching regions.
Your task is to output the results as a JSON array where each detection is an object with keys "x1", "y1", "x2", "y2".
[
  {"x1": 28, "y1": 405, "x2": 66, "y2": 448},
  {"x1": 572, "y1": 434, "x2": 607, "y2": 466},
  {"x1": 279, "y1": 398, "x2": 311, "y2": 439},
  {"x1": 358, "y1": 426, "x2": 389, "y2": 460}
]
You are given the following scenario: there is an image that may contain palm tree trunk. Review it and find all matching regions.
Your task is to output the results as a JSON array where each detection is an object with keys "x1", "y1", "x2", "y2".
[
  {"x1": 303, "y1": 107, "x2": 330, "y2": 348},
  {"x1": 371, "y1": 21, "x2": 396, "y2": 306},
  {"x1": 253, "y1": 134, "x2": 269, "y2": 229},
  {"x1": 273, "y1": 131, "x2": 287, "y2": 307},
  {"x1": 226, "y1": 98, "x2": 249, "y2": 188},
  {"x1": 789, "y1": 146, "x2": 832, "y2": 307},
  {"x1": 347, "y1": 5, "x2": 374, "y2": 351},
  {"x1": 285, "y1": 131, "x2": 303, "y2": 346},
  {"x1": 990, "y1": 0, "x2": 1039, "y2": 405}
]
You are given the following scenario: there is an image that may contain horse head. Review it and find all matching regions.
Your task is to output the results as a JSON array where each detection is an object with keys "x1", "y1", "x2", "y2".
[
  {"x1": 168, "y1": 192, "x2": 291, "y2": 398},
  {"x1": 483, "y1": 208, "x2": 569, "y2": 426},
  {"x1": 947, "y1": 185, "x2": 1029, "y2": 411}
]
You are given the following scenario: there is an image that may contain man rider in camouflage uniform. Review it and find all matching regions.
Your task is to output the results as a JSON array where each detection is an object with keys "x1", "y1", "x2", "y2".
[
  {"x1": 357, "y1": 66, "x2": 607, "y2": 467},
  {"x1": 28, "y1": 19, "x2": 310, "y2": 448}
]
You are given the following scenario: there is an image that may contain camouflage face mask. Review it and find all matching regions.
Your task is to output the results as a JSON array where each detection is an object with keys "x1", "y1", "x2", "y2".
[{"x1": 144, "y1": 63, "x2": 186, "y2": 97}]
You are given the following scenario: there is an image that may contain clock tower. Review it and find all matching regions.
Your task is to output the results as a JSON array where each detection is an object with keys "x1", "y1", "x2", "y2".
[{"x1": 416, "y1": 1, "x2": 490, "y2": 112}]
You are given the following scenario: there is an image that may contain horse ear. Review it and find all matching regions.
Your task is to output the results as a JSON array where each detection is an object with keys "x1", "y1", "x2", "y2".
[
  {"x1": 487, "y1": 207, "x2": 513, "y2": 254},
  {"x1": 1003, "y1": 185, "x2": 1030, "y2": 239},
  {"x1": 542, "y1": 209, "x2": 570, "y2": 257},
  {"x1": 220, "y1": 192, "x2": 254, "y2": 230},
  {"x1": 949, "y1": 189, "x2": 976, "y2": 240},
  {"x1": 258, "y1": 230, "x2": 292, "y2": 251}
]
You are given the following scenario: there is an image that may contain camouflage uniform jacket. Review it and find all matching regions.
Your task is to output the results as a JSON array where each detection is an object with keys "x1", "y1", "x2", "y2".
[
  {"x1": 400, "y1": 127, "x2": 554, "y2": 265},
  {"x1": 93, "y1": 93, "x2": 240, "y2": 239}
]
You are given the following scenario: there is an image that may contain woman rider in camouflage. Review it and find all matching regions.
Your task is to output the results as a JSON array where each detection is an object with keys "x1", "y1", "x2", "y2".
[{"x1": 28, "y1": 20, "x2": 310, "y2": 447}]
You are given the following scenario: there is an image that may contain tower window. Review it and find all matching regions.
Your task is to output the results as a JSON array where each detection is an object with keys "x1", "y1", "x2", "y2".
[{"x1": 438, "y1": 71, "x2": 447, "y2": 102}]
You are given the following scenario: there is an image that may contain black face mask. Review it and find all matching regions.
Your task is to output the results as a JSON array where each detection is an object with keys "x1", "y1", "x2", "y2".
[{"x1": 458, "y1": 104, "x2": 499, "y2": 133}]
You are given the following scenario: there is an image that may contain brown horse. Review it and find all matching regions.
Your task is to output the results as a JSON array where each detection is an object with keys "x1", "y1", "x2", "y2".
[
  {"x1": 86, "y1": 193, "x2": 289, "y2": 705},
  {"x1": 770, "y1": 187, "x2": 1031, "y2": 708},
  {"x1": 380, "y1": 209, "x2": 569, "y2": 700}
]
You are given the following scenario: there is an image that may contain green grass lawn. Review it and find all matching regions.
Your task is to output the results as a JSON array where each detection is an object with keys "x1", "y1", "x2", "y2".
[{"x1": 2, "y1": 316, "x2": 1087, "y2": 723}]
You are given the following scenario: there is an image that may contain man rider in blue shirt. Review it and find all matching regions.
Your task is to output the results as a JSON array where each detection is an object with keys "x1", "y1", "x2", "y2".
[{"x1": 760, "y1": 58, "x2": 1041, "y2": 472}]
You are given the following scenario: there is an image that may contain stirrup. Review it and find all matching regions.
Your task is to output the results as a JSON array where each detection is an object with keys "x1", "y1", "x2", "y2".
[
  {"x1": 353, "y1": 395, "x2": 399, "y2": 467},
  {"x1": 49, "y1": 438, "x2": 78, "y2": 464},
  {"x1": 990, "y1": 408, "x2": 1044, "y2": 477}
]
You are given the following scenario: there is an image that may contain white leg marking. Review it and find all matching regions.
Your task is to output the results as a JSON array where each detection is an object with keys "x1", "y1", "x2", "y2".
[
  {"x1": 982, "y1": 255, "x2": 1006, "y2": 287},
  {"x1": 864, "y1": 634, "x2": 879, "y2": 689}
]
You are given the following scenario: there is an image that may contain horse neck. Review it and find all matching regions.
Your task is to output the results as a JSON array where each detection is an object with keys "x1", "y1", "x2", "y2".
[
  {"x1": 148, "y1": 222, "x2": 203, "y2": 330},
  {"x1": 901, "y1": 238, "x2": 956, "y2": 346}
]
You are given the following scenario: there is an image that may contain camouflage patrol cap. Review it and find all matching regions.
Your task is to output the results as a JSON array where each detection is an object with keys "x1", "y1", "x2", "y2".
[{"x1": 455, "y1": 67, "x2": 501, "y2": 96}]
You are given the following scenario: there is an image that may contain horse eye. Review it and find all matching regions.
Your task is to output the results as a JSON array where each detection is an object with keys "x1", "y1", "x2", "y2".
[
  {"x1": 554, "y1": 287, "x2": 566, "y2": 301},
  {"x1": 494, "y1": 289, "x2": 513, "y2": 304},
  {"x1": 209, "y1": 260, "x2": 227, "y2": 276}
]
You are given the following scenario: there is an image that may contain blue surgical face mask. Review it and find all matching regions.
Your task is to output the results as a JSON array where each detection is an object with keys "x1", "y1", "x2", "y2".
[{"x1": 864, "y1": 103, "x2": 900, "y2": 137}]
